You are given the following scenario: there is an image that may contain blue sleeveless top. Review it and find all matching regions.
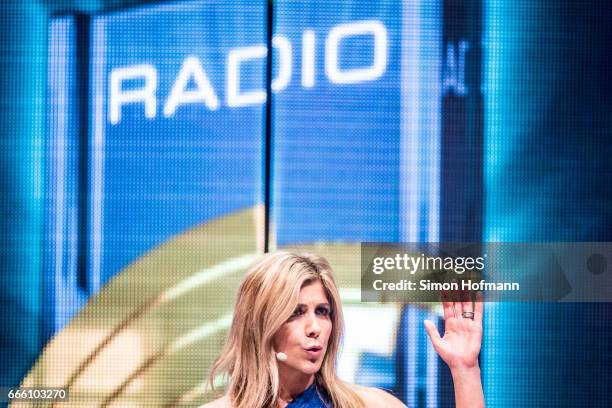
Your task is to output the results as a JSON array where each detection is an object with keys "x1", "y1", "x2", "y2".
[{"x1": 286, "y1": 383, "x2": 331, "y2": 408}]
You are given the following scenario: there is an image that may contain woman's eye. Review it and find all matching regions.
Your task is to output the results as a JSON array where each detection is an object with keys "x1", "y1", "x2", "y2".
[
  {"x1": 316, "y1": 307, "x2": 330, "y2": 316},
  {"x1": 289, "y1": 306, "x2": 304, "y2": 319}
]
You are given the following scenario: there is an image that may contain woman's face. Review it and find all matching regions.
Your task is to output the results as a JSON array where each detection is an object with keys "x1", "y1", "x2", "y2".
[{"x1": 273, "y1": 280, "x2": 333, "y2": 377}]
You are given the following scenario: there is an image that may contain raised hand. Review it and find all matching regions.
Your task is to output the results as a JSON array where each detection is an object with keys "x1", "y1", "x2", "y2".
[
  {"x1": 423, "y1": 290, "x2": 483, "y2": 370},
  {"x1": 423, "y1": 290, "x2": 486, "y2": 408}
]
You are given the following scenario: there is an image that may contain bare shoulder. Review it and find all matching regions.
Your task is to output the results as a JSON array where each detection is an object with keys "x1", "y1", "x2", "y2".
[
  {"x1": 198, "y1": 395, "x2": 232, "y2": 408},
  {"x1": 350, "y1": 384, "x2": 407, "y2": 408}
]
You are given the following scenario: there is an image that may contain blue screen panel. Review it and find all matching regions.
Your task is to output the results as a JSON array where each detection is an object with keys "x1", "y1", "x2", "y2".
[{"x1": 272, "y1": 0, "x2": 442, "y2": 246}]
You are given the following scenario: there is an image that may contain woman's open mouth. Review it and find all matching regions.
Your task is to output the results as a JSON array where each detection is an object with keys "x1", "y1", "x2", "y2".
[{"x1": 304, "y1": 345, "x2": 322, "y2": 358}]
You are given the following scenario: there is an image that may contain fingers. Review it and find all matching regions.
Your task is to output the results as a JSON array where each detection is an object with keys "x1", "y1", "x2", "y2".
[
  {"x1": 441, "y1": 290, "x2": 456, "y2": 321},
  {"x1": 442, "y1": 289, "x2": 482, "y2": 322},
  {"x1": 423, "y1": 319, "x2": 442, "y2": 349},
  {"x1": 460, "y1": 289, "x2": 473, "y2": 315}
]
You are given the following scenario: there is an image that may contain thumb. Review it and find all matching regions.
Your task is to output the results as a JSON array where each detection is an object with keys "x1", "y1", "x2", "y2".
[{"x1": 424, "y1": 319, "x2": 442, "y2": 349}]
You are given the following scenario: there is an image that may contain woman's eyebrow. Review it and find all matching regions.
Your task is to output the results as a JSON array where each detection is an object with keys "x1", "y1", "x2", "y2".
[{"x1": 295, "y1": 302, "x2": 330, "y2": 307}]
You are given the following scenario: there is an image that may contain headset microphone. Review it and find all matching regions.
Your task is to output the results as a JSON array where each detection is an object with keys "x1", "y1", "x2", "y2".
[{"x1": 276, "y1": 352, "x2": 288, "y2": 362}]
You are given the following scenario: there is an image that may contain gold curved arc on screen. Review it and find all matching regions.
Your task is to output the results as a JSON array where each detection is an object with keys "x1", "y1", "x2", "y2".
[
  {"x1": 17, "y1": 206, "x2": 263, "y2": 407},
  {"x1": 52, "y1": 251, "x2": 258, "y2": 399},
  {"x1": 99, "y1": 313, "x2": 234, "y2": 408}
]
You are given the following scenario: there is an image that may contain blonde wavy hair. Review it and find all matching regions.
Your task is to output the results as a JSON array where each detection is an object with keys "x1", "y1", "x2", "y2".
[{"x1": 208, "y1": 250, "x2": 365, "y2": 408}]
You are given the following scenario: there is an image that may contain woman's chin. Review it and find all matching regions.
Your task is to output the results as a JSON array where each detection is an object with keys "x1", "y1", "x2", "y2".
[{"x1": 300, "y1": 361, "x2": 323, "y2": 375}]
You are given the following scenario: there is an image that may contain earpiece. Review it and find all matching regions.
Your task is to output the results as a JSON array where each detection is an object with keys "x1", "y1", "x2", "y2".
[{"x1": 276, "y1": 352, "x2": 288, "y2": 362}]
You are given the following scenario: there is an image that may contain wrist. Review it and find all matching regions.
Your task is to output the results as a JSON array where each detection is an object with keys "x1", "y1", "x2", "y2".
[{"x1": 450, "y1": 364, "x2": 481, "y2": 378}]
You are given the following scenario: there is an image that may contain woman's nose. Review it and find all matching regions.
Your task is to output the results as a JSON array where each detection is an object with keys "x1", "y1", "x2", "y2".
[{"x1": 306, "y1": 313, "x2": 321, "y2": 338}]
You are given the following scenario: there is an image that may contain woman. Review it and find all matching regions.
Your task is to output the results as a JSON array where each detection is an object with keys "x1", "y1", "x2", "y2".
[{"x1": 201, "y1": 251, "x2": 485, "y2": 407}]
